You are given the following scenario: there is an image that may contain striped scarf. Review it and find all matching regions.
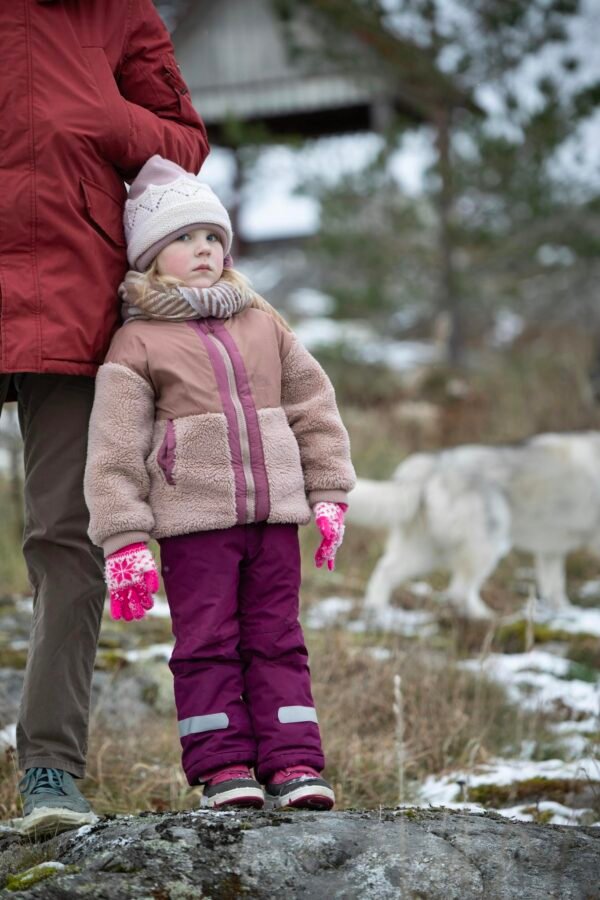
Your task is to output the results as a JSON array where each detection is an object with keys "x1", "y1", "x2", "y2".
[{"x1": 119, "y1": 271, "x2": 250, "y2": 322}]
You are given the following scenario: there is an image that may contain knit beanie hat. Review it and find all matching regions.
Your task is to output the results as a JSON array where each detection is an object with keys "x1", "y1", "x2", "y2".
[{"x1": 124, "y1": 155, "x2": 233, "y2": 271}]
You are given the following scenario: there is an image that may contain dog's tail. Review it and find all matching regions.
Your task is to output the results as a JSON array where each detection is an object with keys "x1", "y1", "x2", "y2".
[{"x1": 348, "y1": 452, "x2": 435, "y2": 529}]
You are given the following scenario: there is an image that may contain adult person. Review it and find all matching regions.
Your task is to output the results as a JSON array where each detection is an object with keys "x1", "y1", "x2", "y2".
[{"x1": 0, "y1": 0, "x2": 209, "y2": 836}]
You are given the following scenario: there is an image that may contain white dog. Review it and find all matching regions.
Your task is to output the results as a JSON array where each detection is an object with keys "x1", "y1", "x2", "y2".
[{"x1": 348, "y1": 432, "x2": 600, "y2": 619}]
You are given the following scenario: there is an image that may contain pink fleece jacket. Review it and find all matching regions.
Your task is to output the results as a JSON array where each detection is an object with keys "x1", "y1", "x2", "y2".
[{"x1": 84, "y1": 307, "x2": 356, "y2": 554}]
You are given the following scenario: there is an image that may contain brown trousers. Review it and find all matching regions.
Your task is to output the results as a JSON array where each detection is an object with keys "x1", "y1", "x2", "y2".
[{"x1": 0, "y1": 374, "x2": 105, "y2": 777}]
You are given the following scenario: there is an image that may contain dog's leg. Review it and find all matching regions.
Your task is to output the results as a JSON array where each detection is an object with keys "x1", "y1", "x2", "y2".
[
  {"x1": 428, "y1": 480, "x2": 510, "y2": 620},
  {"x1": 446, "y1": 567, "x2": 495, "y2": 620},
  {"x1": 363, "y1": 529, "x2": 431, "y2": 611},
  {"x1": 534, "y1": 553, "x2": 571, "y2": 610},
  {"x1": 445, "y1": 533, "x2": 506, "y2": 620}
]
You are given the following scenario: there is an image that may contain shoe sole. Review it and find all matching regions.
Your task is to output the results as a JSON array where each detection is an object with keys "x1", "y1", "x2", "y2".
[
  {"x1": 201, "y1": 786, "x2": 265, "y2": 810},
  {"x1": 267, "y1": 784, "x2": 335, "y2": 811},
  {"x1": 16, "y1": 807, "x2": 99, "y2": 838}
]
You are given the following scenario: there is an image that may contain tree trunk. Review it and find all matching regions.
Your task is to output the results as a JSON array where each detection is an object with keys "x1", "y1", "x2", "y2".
[{"x1": 434, "y1": 106, "x2": 463, "y2": 366}]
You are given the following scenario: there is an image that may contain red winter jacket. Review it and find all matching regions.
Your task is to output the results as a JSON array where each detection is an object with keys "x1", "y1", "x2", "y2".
[{"x1": 0, "y1": 0, "x2": 209, "y2": 380}]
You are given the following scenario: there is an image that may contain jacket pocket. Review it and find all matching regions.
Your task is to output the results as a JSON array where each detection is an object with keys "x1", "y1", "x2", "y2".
[
  {"x1": 81, "y1": 47, "x2": 131, "y2": 163},
  {"x1": 81, "y1": 177, "x2": 126, "y2": 247},
  {"x1": 157, "y1": 419, "x2": 177, "y2": 486}
]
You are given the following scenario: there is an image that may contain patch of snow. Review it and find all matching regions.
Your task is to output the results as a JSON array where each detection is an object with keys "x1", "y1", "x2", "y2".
[
  {"x1": 348, "y1": 607, "x2": 438, "y2": 637},
  {"x1": 473, "y1": 650, "x2": 570, "y2": 677},
  {"x1": 305, "y1": 597, "x2": 354, "y2": 629},
  {"x1": 535, "y1": 606, "x2": 600, "y2": 637},
  {"x1": 495, "y1": 800, "x2": 597, "y2": 827},
  {"x1": 417, "y1": 798, "x2": 600, "y2": 827},
  {"x1": 552, "y1": 717, "x2": 599, "y2": 735},
  {"x1": 306, "y1": 595, "x2": 438, "y2": 637},
  {"x1": 549, "y1": 717, "x2": 600, "y2": 760},
  {"x1": 419, "y1": 756, "x2": 600, "y2": 807},
  {"x1": 147, "y1": 595, "x2": 170, "y2": 618},
  {"x1": 490, "y1": 309, "x2": 525, "y2": 347},
  {"x1": 461, "y1": 651, "x2": 599, "y2": 717},
  {"x1": 365, "y1": 646, "x2": 393, "y2": 662},
  {"x1": 0, "y1": 723, "x2": 16, "y2": 748},
  {"x1": 552, "y1": 731, "x2": 595, "y2": 761},
  {"x1": 125, "y1": 644, "x2": 173, "y2": 663}
]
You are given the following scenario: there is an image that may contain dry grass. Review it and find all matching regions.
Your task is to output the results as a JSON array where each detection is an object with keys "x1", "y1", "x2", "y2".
[
  {"x1": 0, "y1": 620, "x2": 555, "y2": 817},
  {"x1": 311, "y1": 630, "x2": 555, "y2": 809},
  {"x1": 0, "y1": 335, "x2": 597, "y2": 816}
]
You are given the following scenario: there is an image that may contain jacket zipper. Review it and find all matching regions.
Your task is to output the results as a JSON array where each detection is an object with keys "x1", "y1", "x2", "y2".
[
  {"x1": 163, "y1": 62, "x2": 189, "y2": 96},
  {"x1": 205, "y1": 329, "x2": 256, "y2": 523}
]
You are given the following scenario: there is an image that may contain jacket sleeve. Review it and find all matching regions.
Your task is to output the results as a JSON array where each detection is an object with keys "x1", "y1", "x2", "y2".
[
  {"x1": 116, "y1": 0, "x2": 209, "y2": 180},
  {"x1": 84, "y1": 361, "x2": 156, "y2": 555},
  {"x1": 280, "y1": 337, "x2": 356, "y2": 506}
]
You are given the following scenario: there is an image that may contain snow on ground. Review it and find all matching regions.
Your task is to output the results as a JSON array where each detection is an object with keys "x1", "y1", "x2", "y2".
[
  {"x1": 461, "y1": 650, "x2": 600, "y2": 719},
  {"x1": 305, "y1": 592, "x2": 438, "y2": 637},
  {"x1": 0, "y1": 723, "x2": 16, "y2": 750},
  {"x1": 124, "y1": 644, "x2": 173, "y2": 663},
  {"x1": 147, "y1": 595, "x2": 170, "y2": 618},
  {"x1": 309, "y1": 591, "x2": 600, "y2": 826},
  {"x1": 534, "y1": 605, "x2": 600, "y2": 637},
  {"x1": 418, "y1": 757, "x2": 600, "y2": 827}
]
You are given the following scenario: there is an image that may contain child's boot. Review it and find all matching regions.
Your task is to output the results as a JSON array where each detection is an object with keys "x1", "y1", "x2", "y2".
[
  {"x1": 201, "y1": 765, "x2": 264, "y2": 810},
  {"x1": 265, "y1": 766, "x2": 335, "y2": 810}
]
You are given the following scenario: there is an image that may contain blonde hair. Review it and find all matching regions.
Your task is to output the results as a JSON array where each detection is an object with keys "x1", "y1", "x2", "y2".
[{"x1": 142, "y1": 259, "x2": 292, "y2": 333}]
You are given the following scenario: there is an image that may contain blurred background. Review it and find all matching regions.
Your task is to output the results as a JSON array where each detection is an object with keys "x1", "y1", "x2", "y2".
[{"x1": 1, "y1": 0, "x2": 599, "y2": 821}]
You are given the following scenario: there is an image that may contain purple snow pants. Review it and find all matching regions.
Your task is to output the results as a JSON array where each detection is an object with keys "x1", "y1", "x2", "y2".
[{"x1": 159, "y1": 523, "x2": 325, "y2": 785}]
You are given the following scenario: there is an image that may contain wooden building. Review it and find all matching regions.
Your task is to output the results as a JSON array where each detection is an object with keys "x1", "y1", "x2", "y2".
[{"x1": 170, "y1": 0, "x2": 475, "y2": 146}]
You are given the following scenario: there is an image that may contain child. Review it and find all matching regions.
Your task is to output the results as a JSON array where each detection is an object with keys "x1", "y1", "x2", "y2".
[{"x1": 84, "y1": 155, "x2": 356, "y2": 811}]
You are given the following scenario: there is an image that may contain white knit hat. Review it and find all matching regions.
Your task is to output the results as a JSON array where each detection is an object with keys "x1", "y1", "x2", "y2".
[{"x1": 124, "y1": 155, "x2": 233, "y2": 271}]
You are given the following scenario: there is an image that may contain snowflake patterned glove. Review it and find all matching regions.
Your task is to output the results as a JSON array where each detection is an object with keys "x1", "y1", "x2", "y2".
[
  {"x1": 104, "y1": 542, "x2": 159, "y2": 621},
  {"x1": 314, "y1": 502, "x2": 347, "y2": 572}
]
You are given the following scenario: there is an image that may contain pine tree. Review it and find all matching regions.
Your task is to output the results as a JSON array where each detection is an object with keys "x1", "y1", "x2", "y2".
[{"x1": 283, "y1": 0, "x2": 598, "y2": 361}]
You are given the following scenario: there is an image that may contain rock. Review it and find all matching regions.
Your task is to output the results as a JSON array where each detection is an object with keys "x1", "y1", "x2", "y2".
[
  {"x1": 0, "y1": 807, "x2": 598, "y2": 898},
  {"x1": 91, "y1": 662, "x2": 175, "y2": 727},
  {"x1": 0, "y1": 669, "x2": 24, "y2": 723}
]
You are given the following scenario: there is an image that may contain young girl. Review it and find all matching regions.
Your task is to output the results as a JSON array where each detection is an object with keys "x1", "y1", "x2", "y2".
[{"x1": 84, "y1": 155, "x2": 355, "y2": 811}]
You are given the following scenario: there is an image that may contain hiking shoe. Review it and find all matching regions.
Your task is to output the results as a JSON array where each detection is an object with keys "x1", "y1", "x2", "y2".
[
  {"x1": 17, "y1": 767, "x2": 98, "y2": 837},
  {"x1": 201, "y1": 766, "x2": 264, "y2": 810},
  {"x1": 265, "y1": 766, "x2": 335, "y2": 810}
]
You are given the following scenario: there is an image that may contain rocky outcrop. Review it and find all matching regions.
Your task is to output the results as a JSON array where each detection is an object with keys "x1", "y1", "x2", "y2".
[{"x1": 1, "y1": 807, "x2": 598, "y2": 899}]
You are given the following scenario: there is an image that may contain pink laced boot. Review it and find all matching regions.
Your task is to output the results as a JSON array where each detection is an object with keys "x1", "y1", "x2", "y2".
[
  {"x1": 265, "y1": 765, "x2": 335, "y2": 810},
  {"x1": 200, "y1": 765, "x2": 264, "y2": 810}
]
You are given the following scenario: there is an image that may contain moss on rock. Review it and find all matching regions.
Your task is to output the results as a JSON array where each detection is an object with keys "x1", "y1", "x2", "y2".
[{"x1": 5, "y1": 861, "x2": 79, "y2": 891}]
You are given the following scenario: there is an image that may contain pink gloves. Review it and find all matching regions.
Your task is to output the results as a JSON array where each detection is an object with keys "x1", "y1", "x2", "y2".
[
  {"x1": 314, "y1": 501, "x2": 347, "y2": 571},
  {"x1": 104, "y1": 542, "x2": 160, "y2": 621}
]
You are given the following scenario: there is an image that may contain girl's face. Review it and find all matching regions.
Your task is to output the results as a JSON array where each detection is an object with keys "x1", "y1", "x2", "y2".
[{"x1": 156, "y1": 227, "x2": 224, "y2": 288}]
